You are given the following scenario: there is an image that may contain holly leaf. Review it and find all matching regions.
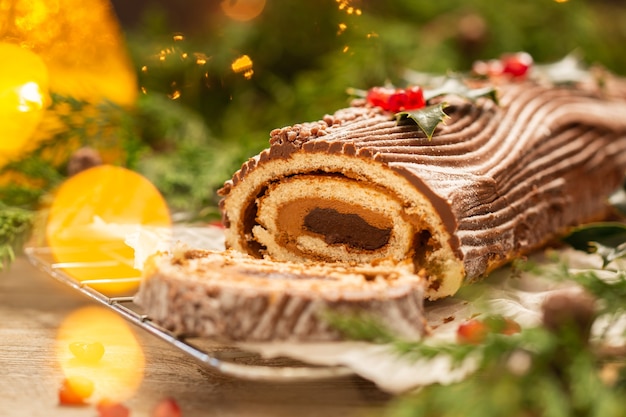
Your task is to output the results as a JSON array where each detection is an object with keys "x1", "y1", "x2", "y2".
[
  {"x1": 563, "y1": 222, "x2": 626, "y2": 251},
  {"x1": 424, "y1": 77, "x2": 498, "y2": 104},
  {"x1": 395, "y1": 103, "x2": 449, "y2": 140},
  {"x1": 394, "y1": 78, "x2": 497, "y2": 139},
  {"x1": 562, "y1": 222, "x2": 626, "y2": 267}
]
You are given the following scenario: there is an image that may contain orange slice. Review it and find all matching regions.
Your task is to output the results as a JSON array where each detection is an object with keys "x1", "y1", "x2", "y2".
[{"x1": 45, "y1": 165, "x2": 171, "y2": 294}]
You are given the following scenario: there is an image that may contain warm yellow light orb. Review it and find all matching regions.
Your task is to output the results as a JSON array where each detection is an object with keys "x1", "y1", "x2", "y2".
[
  {"x1": 45, "y1": 165, "x2": 172, "y2": 295},
  {"x1": 221, "y1": 0, "x2": 267, "y2": 21},
  {"x1": 56, "y1": 306, "x2": 145, "y2": 403},
  {"x1": 0, "y1": 0, "x2": 138, "y2": 106},
  {"x1": 0, "y1": 42, "x2": 50, "y2": 165}
]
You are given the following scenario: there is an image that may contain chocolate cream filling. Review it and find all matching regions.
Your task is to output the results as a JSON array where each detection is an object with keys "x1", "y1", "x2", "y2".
[
  {"x1": 303, "y1": 207, "x2": 392, "y2": 250},
  {"x1": 277, "y1": 198, "x2": 392, "y2": 251},
  {"x1": 273, "y1": 195, "x2": 396, "y2": 255}
]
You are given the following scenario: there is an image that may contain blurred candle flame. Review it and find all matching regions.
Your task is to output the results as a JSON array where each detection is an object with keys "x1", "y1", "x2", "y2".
[
  {"x1": 56, "y1": 306, "x2": 145, "y2": 403},
  {"x1": 16, "y1": 81, "x2": 45, "y2": 112},
  {"x1": 0, "y1": 42, "x2": 50, "y2": 166}
]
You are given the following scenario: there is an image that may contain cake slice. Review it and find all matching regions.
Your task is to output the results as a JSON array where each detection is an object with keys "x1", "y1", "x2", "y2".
[
  {"x1": 135, "y1": 247, "x2": 428, "y2": 342},
  {"x1": 219, "y1": 71, "x2": 626, "y2": 300}
]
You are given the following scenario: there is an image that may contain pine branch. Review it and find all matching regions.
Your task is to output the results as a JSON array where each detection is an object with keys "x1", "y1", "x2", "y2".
[
  {"x1": 326, "y1": 253, "x2": 626, "y2": 417},
  {"x1": 0, "y1": 205, "x2": 34, "y2": 270}
]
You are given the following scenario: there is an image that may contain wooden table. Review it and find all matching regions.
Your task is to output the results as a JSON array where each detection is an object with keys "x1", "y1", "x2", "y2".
[{"x1": 0, "y1": 256, "x2": 391, "y2": 417}]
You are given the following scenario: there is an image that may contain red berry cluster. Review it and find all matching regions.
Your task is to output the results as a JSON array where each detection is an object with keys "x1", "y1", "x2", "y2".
[
  {"x1": 456, "y1": 315, "x2": 521, "y2": 345},
  {"x1": 366, "y1": 85, "x2": 426, "y2": 113},
  {"x1": 57, "y1": 339, "x2": 183, "y2": 416},
  {"x1": 472, "y1": 52, "x2": 534, "y2": 79}
]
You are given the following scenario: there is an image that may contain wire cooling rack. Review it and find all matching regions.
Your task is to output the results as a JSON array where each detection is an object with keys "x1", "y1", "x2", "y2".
[{"x1": 25, "y1": 244, "x2": 354, "y2": 382}]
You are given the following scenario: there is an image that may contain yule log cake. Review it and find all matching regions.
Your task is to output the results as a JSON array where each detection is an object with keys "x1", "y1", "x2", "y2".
[
  {"x1": 136, "y1": 247, "x2": 427, "y2": 342},
  {"x1": 219, "y1": 60, "x2": 626, "y2": 300}
]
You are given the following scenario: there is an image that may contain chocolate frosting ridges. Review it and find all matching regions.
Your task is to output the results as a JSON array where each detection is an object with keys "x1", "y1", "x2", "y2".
[{"x1": 220, "y1": 75, "x2": 626, "y2": 297}]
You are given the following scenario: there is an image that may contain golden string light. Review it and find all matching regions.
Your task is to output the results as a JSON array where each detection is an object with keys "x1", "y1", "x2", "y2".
[
  {"x1": 139, "y1": 34, "x2": 215, "y2": 97},
  {"x1": 336, "y1": 0, "x2": 362, "y2": 15},
  {"x1": 194, "y1": 52, "x2": 210, "y2": 66},
  {"x1": 231, "y1": 54, "x2": 254, "y2": 79}
]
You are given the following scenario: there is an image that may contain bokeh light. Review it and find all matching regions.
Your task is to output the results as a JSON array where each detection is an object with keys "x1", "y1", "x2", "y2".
[
  {"x1": 56, "y1": 306, "x2": 145, "y2": 403},
  {"x1": 45, "y1": 165, "x2": 171, "y2": 294},
  {"x1": 221, "y1": 0, "x2": 267, "y2": 22},
  {"x1": 0, "y1": 42, "x2": 50, "y2": 166},
  {"x1": 138, "y1": 34, "x2": 214, "y2": 100},
  {"x1": 0, "y1": 0, "x2": 137, "y2": 106},
  {"x1": 336, "y1": 0, "x2": 362, "y2": 15},
  {"x1": 231, "y1": 54, "x2": 254, "y2": 79}
]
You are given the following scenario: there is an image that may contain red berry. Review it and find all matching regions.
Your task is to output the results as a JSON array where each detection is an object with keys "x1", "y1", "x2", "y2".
[
  {"x1": 58, "y1": 376, "x2": 94, "y2": 405},
  {"x1": 366, "y1": 85, "x2": 426, "y2": 112},
  {"x1": 366, "y1": 86, "x2": 395, "y2": 110},
  {"x1": 152, "y1": 398, "x2": 182, "y2": 417},
  {"x1": 501, "y1": 52, "x2": 533, "y2": 78},
  {"x1": 97, "y1": 399, "x2": 131, "y2": 417},
  {"x1": 405, "y1": 86, "x2": 426, "y2": 110},
  {"x1": 388, "y1": 90, "x2": 409, "y2": 112},
  {"x1": 457, "y1": 315, "x2": 521, "y2": 344},
  {"x1": 483, "y1": 315, "x2": 522, "y2": 335},
  {"x1": 457, "y1": 319, "x2": 488, "y2": 345}
]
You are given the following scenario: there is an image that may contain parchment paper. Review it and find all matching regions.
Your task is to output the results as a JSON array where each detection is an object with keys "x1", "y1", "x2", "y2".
[{"x1": 121, "y1": 223, "x2": 626, "y2": 394}]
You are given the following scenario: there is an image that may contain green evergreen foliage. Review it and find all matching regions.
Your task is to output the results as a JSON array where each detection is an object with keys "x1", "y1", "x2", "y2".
[
  {"x1": 118, "y1": 0, "x2": 626, "y2": 213},
  {"x1": 0, "y1": 204, "x2": 34, "y2": 270},
  {"x1": 329, "y1": 257, "x2": 626, "y2": 417}
]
